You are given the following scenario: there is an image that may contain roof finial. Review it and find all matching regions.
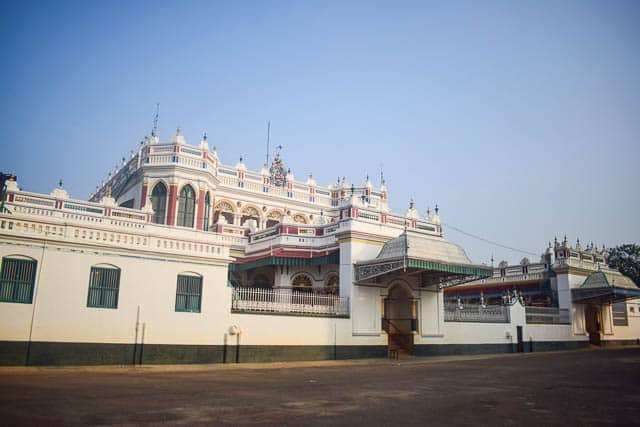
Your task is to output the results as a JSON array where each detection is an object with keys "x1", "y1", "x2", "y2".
[
  {"x1": 151, "y1": 103, "x2": 159, "y2": 137},
  {"x1": 435, "y1": 203, "x2": 439, "y2": 214},
  {"x1": 58, "y1": 179, "x2": 63, "y2": 188},
  {"x1": 202, "y1": 131, "x2": 207, "y2": 141}
]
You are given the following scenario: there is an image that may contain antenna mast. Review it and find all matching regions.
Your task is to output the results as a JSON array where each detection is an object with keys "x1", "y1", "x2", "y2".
[
  {"x1": 151, "y1": 103, "x2": 160, "y2": 137},
  {"x1": 266, "y1": 121, "x2": 271, "y2": 166}
]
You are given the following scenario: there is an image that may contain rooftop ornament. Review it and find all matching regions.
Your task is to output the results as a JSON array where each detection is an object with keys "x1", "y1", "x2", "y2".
[{"x1": 502, "y1": 288, "x2": 525, "y2": 306}]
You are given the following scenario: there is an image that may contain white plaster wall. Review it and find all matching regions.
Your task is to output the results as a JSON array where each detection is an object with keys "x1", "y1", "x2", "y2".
[
  {"x1": 25, "y1": 246, "x2": 229, "y2": 345},
  {"x1": 524, "y1": 324, "x2": 585, "y2": 342},
  {"x1": 352, "y1": 285, "x2": 383, "y2": 337},
  {"x1": 606, "y1": 300, "x2": 640, "y2": 342},
  {"x1": 418, "y1": 287, "x2": 442, "y2": 337}
]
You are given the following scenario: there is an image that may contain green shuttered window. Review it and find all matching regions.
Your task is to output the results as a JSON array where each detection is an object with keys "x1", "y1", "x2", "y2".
[
  {"x1": 175, "y1": 274, "x2": 202, "y2": 313},
  {"x1": 0, "y1": 257, "x2": 37, "y2": 304},
  {"x1": 87, "y1": 266, "x2": 121, "y2": 309}
]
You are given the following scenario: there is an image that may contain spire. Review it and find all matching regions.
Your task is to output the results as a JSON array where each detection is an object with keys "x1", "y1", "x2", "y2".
[
  {"x1": 172, "y1": 126, "x2": 186, "y2": 145},
  {"x1": 235, "y1": 156, "x2": 247, "y2": 171},
  {"x1": 432, "y1": 204, "x2": 441, "y2": 225},
  {"x1": 199, "y1": 131, "x2": 209, "y2": 151}
]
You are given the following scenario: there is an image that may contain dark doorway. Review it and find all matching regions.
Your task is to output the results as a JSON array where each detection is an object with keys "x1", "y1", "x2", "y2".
[
  {"x1": 383, "y1": 283, "x2": 415, "y2": 357},
  {"x1": 585, "y1": 305, "x2": 601, "y2": 346}
]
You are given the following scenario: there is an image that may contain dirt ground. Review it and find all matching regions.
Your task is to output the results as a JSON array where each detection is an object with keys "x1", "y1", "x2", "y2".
[{"x1": 0, "y1": 347, "x2": 639, "y2": 426}]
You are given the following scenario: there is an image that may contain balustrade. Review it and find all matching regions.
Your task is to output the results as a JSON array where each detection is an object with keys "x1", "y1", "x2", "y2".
[{"x1": 232, "y1": 287, "x2": 349, "y2": 317}]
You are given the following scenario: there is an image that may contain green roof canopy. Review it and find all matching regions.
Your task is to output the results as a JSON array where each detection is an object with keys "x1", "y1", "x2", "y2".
[{"x1": 230, "y1": 252, "x2": 339, "y2": 272}]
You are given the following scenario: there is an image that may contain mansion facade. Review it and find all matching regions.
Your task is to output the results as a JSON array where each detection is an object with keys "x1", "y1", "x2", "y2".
[{"x1": 0, "y1": 128, "x2": 637, "y2": 365}]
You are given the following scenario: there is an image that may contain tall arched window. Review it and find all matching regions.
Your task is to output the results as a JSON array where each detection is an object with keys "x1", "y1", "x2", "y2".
[
  {"x1": 203, "y1": 192, "x2": 211, "y2": 231},
  {"x1": 177, "y1": 185, "x2": 196, "y2": 228},
  {"x1": 151, "y1": 182, "x2": 167, "y2": 225}
]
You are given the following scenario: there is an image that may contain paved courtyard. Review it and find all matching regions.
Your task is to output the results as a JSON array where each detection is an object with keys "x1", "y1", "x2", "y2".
[{"x1": 0, "y1": 347, "x2": 639, "y2": 426}]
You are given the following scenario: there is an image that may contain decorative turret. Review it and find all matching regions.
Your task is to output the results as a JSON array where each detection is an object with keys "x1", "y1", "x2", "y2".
[
  {"x1": 575, "y1": 238, "x2": 582, "y2": 252},
  {"x1": 171, "y1": 127, "x2": 186, "y2": 145},
  {"x1": 50, "y1": 179, "x2": 69, "y2": 199},
  {"x1": 261, "y1": 163, "x2": 270, "y2": 176},
  {"x1": 432, "y1": 204, "x2": 441, "y2": 226},
  {"x1": 235, "y1": 156, "x2": 247, "y2": 172},
  {"x1": 405, "y1": 198, "x2": 421, "y2": 220},
  {"x1": 285, "y1": 168, "x2": 294, "y2": 182},
  {"x1": 199, "y1": 131, "x2": 209, "y2": 152},
  {"x1": 100, "y1": 187, "x2": 117, "y2": 207},
  {"x1": 306, "y1": 173, "x2": 316, "y2": 187}
]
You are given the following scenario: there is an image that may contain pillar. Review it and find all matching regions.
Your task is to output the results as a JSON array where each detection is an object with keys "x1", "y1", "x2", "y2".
[
  {"x1": 196, "y1": 186, "x2": 205, "y2": 230},
  {"x1": 140, "y1": 180, "x2": 149, "y2": 208},
  {"x1": 166, "y1": 182, "x2": 178, "y2": 226}
]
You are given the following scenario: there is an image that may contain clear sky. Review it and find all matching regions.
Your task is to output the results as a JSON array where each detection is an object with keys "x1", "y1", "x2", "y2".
[{"x1": 1, "y1": 0, "x2": 639, "y2": 264}]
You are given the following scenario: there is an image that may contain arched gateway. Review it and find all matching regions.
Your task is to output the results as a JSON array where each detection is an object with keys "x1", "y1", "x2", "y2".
[{"x1": 384, "y1": 282, "x2": 417, "y2": 356}]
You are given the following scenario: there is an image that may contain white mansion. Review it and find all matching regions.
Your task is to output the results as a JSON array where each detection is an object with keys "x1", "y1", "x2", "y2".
[{"x1": 0, "y1": 129, "x2": 638, "y2": 365}]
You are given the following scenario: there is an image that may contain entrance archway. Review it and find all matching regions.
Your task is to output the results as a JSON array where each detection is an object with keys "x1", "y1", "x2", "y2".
[
  {"x1": 384, "y1": 282, "x2": 416, "y2": 355},
  {"x1": 585, "y1": 305, "x2": 601, "y2": 346}
]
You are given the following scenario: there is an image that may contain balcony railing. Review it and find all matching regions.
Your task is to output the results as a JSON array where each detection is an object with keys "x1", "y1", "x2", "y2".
[
  {"x1": 444, "y1": 304, "x2": 510, "y2": 323},
  {"x1": 525, "y1": 307, "x2": 570, "y2": 324},
  {"x1": 231, "y1": 287, "x2": 349, "y2": 318}
]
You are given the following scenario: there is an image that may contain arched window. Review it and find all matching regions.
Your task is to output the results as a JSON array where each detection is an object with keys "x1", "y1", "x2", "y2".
[
  {"x1": 177, "y1": 185, "x2": 196, "y2": 228},
  {"x1": 292, "y1": 274, "x2": 313, "y2": 293},
  {"x1": 1, "y1": 256, "x2": 37, "y2": 304},
  {"x1": 87, "y1": 264, "x2": 121, "y2": 309},
  {"x1": 241, "y1": 206, "x2": 260, "y2": 227},
  {"x1": 325, "y1": 274, "x2": 339, "y2": 295},
  {"x1": 266, "y1": 209, "x2": 283, "y2": 228},
  {"x1": 203, "y1": 192, "x2": 211, "y2": 231},
  {"x1": 151, "y1": 182, "x2": 167, "y2": 225},
  {"x1": 213, "y1": 200, "x2": 235, "y2": 225}
]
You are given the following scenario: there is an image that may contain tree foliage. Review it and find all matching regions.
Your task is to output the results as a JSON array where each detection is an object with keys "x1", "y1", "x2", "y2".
[{"x1": 608, "y1": 244, "x2": 640, "y2": 286}]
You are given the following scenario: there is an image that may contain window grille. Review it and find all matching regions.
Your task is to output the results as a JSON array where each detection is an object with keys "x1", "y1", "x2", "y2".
[
  {"x1": 177, "y1": 185, "x2": 196, "y2": 227},
  {"x1": 612, "y1": 301, "x2": 628, "y2": 326},
  {"x1": 0, "y1": 257, "x2": 37, "y2": 304},
  {"x1": 87, "y1": 266, "x2": 121, "y2": 309},
  {"x1": 176, "y1": 274, "x2": 202, "y2": 313},
  {"x1": 151, "y1": 182, "x2": 167, "y2": 224}
]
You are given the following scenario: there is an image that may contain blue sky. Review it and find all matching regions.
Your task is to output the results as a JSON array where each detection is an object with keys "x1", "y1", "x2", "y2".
[{"x1": 1, "y1": 0, "x2": 639, "y2": 264}]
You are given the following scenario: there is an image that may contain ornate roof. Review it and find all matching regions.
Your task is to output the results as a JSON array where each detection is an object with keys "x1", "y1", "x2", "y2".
[
  {"x1": 375, "y1": 231, "x2": 472, "y2": 266},
  {"x1": 579, "y1": 270, "x2": 637, "y2": 290}
]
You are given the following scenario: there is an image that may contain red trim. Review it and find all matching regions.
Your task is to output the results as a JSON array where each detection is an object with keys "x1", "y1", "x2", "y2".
[
  {"x1": 166, "y1": 184, "x2": 178, "y2": 226},
  {"x1": 196, "y1": 188, "x2": 205, "y2": 230},
  {"x1": 140, "y1": 183, "x2": 148, "y2": 208}
]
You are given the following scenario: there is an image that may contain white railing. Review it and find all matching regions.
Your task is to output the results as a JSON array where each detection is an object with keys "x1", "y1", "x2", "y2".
[
  {"x1": 525, "y1": 307, "x2": 570, "y2": 324},
  {"x1": 444, "y1": 304, "x2": 510, "y2": 323},
  {"x1": 231, "y1": 287, "x2": 349, "y2": 317}
]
